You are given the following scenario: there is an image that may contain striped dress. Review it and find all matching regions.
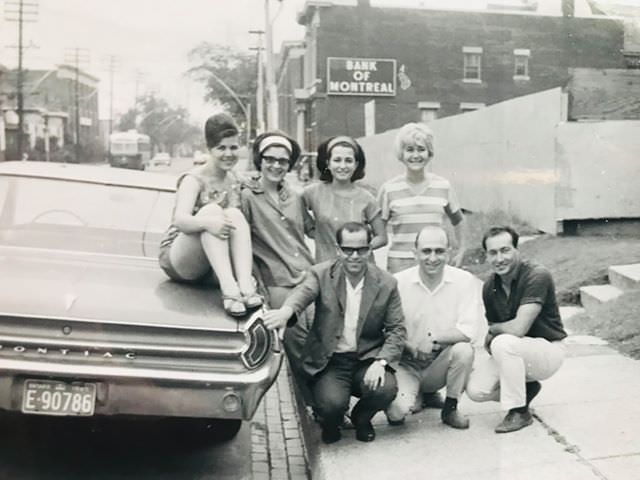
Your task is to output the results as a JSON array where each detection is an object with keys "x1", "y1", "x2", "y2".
[{"x1": 378, "y1": 173, "x2": 463, "y2": 273}]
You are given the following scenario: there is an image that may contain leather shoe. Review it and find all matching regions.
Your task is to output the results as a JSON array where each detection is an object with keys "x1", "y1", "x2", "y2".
[
  {"x1": 422, "y1": 391, "x2": 445, "y2": 409},
  {"x1": 495, "y1": 410, "x2": 533, "y2": 433},
  {"x1": 354, "y1": 421, "x2": 376, "y2": 442},
  {"x1": 321, "y1": 424, "x2": 342, "y2": 444},
  {"x1": 441, "y1": 409, "x2": 470, "y2": 429}
]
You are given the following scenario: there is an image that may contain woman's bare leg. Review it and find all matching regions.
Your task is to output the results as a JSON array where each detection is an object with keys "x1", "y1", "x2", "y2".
[{"x1": 225, "y1": 207, "x2": 255, "y2": 295}]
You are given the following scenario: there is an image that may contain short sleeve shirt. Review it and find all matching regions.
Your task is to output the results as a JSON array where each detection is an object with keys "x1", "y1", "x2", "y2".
[
  {"x1": 483, "y1": 260, "x2": 567, "y2": 341},
  {"x1": 241, "y1": 180, "x2": 314, "y2": 288},
  {"x1": 303, "y1": 182, "x2": 381, "y2": 263},
  {"x1": 378, "y1": 173, "x2": 463, "y2": 261}
]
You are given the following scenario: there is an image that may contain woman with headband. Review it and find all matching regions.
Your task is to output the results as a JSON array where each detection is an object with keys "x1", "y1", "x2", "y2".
[
  {"x1": 158, "y1": 113, "x2": 262, "y2": 317},
  {"x1": 241, "y1": 131, "x2": 316, "y2": 406},
  {"x1": 304, "y1": 135, "x2": 387, "y2": 263}
]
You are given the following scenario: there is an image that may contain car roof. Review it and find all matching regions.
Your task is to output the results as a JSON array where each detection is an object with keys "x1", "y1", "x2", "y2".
[{"x1": 0, "y1": 161, "x2": 176, "y2": 192}]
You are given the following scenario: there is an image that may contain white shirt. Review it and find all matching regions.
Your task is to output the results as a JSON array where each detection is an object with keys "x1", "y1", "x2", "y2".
[
  {"x1": 335, "y1": 277, "x2": 364, "y2": 353},
  {"x1": 394, "y1": 265, "x2": 485, "y2": 352}
]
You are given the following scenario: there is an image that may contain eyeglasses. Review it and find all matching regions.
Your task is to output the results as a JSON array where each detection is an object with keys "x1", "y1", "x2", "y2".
[
  {"x1": 262, "y1": 156, "x2": 289, "y2": 167},
  {"x1": 339, "y1": 245, "x2": 371, "y2": 256}
]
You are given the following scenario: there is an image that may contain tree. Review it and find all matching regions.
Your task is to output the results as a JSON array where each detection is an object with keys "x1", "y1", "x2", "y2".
[
  {"x1": 116, "y1": 93, "x2": 200, "y2": 155},
  {"x1": 187, "y1": 42, "x2": 257, "y2": 125}
]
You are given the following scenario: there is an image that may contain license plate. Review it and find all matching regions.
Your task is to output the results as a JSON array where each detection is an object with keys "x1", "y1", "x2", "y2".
[{"x1": 21, "y1": 380, "x2": 96, "y2": 416}]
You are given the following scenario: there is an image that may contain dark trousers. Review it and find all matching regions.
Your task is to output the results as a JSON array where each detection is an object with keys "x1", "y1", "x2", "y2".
[{"x1": 312, "y1": 352, "x2": 398, "y2": 429}]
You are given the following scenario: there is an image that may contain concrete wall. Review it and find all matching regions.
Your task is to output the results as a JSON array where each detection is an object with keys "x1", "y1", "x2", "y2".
[
  {"x1": 359, "y1": 87, "x2": 567, "y2": 234},
  {"x1": 555, "y1": 120, "x2": 640, "y2": 221}
]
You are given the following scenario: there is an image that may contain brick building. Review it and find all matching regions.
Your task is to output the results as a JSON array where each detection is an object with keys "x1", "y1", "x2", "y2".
[
  {"x1": 278, "y1": 0, "x2": 628, "y2": 151},
  {"x1": 2, "y1": 64, "x2": 99, "y2": 161}
]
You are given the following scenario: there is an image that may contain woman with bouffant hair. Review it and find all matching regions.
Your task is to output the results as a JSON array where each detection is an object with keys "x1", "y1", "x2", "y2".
[
  {"x1": 304, "y1": 135, "x2": 386, "y2": 263},
  {"x1": 158, "y1": 112, "x2": 262, "y2": 317}
]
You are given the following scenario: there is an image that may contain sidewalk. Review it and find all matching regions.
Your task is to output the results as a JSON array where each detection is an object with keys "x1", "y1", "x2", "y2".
[{"x1": 298, "y1": 330, "x2": 640, "y2": 479}]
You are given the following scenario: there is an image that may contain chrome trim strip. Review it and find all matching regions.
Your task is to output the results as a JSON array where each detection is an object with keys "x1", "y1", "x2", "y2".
[
  {"x1": 0, "y1": 310, "x2": 240, "y2": 333},
  {"x1": 0, "y1": 335, "x2": 243, "y2": 357},
  {"x1": 0, "y1": 356, "x2": 281, "y2": 384}
]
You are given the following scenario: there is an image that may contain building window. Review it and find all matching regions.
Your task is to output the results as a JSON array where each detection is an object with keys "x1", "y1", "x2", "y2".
[
  {"x1": 417, "y1": 101, "x2": 440, "y2": 123},
  {"x1": 459, "y1": 102, "x2": 485, "y2": 113},
  {"x1": 514, "y1": 49, "x2": 530, "y2": 80},
  {"x1": 463, "y1": 46, "x2": 482, "y2": 83}
]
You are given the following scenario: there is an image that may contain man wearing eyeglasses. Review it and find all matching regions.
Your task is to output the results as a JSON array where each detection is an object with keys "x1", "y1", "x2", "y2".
[
  {"x1": 466, "y1": 226, "x2": 567, "y2": 433},
  {"x1": 386, "y1": 226, "x2": 482, "y2": 429},
  {"x1": 264, "y1": 222, "x2": 406, "y2": 444}
]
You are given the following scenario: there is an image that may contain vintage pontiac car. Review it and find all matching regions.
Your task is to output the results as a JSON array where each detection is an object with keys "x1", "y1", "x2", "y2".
[{"x1": 0, "y1": 161, "x2": 282, "y2": 441}]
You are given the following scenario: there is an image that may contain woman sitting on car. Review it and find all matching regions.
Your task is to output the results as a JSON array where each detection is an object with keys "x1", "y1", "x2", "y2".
[{"x1": 158, "y1": 113, "x2": 262, "y2": 317}]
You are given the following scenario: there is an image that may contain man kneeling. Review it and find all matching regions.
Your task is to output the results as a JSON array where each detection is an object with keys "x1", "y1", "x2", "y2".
[
  {"x1": 386, "y1": 226, "x2": 482, "y2": 429},
  {"x1": 264, "y1": 222, "x2": 406, "y2": 443},
  {"x1": 466, "y1": 226, "x2": 567, "y2": 433}
]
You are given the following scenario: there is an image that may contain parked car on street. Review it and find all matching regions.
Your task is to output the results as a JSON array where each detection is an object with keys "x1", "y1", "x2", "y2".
[
  {"x1": 151, "y1": 152, "x2": 172, "y2": 167},
  {"x1": 0, "y1": 161, "x2": 282, "y2": 441},
  {"x1": 192, "y1": 151, "x2": 208, "y2": 166}
]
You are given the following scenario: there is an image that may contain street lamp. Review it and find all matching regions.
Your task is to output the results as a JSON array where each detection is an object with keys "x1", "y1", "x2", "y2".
[{"x1": 205, "y1": 71, "x2": 252, "y2": 145}]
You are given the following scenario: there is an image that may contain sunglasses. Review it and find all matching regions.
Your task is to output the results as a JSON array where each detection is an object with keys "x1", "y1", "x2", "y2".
[{"x1": 339, "y1": 246, "x2": 371, "y2": 256}]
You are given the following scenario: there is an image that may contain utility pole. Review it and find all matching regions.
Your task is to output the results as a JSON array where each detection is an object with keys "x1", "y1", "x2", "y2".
[
  {"x1": 103, "y1": 55, "x2": 119, "y2": 137},
  {"x1": 133, "y1": 69, "x2": 146, "y2": 124},
  {"x1": 264, "y1": 0, "x2": 279, "y2": 130},
  {"x1": 64, "y1": 47, "x2": 90, "y2": 163},
  {"x1": 249, "y1": 30, "x2": 265, "y2": 135},
  {"x1": 4, "y1": 0, "x2": 39, "y2": 161}
]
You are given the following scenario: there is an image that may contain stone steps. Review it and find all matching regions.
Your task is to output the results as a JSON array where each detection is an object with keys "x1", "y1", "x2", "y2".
[
  {"x1": 608, "y1": 263, "x2": 640, "y2": 291},
  {"x1": 578, "y1": 262, "x2": 640, "y2": 312}
]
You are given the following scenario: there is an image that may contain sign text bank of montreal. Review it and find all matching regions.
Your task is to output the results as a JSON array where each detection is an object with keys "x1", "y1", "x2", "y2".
[{"x1": 327, "y1": 57, "x2": 397, "y2": 96}]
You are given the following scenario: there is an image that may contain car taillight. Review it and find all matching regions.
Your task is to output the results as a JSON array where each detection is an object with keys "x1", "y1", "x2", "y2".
[{"x1": 242, "y1": 312, "x2": 273, "y2": 369}]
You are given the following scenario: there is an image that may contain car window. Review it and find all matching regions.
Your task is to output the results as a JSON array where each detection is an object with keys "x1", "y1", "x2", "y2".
[{"x1": 0, "y1": 176, "x2": 173, "y2": 257}]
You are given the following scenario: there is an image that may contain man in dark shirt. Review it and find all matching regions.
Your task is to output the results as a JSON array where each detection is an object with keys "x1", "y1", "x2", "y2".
[{"x1": 466, "y1": 226, "x2": 567, "y2": 433}]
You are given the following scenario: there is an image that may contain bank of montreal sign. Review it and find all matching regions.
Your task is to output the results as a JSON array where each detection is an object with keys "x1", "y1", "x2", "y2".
[{"x1": 327, "y1": 57, "x2": 396, "y2": 97}]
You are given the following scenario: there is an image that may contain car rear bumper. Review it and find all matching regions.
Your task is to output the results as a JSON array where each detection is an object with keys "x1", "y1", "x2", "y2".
[{"x1": 0, "y1": 352, "x2": 282, "y2": 420}]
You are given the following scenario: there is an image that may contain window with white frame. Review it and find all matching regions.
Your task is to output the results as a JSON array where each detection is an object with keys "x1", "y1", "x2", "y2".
[
  {"x1": 463, "y1": 46, "x2": 482, "y2": 83},
  {"x1": 417, "y1": 101, "x2": 440, "y2": 123},
  {"x1": 514, "y1": 49, "x2": 530, "y2": 80}
]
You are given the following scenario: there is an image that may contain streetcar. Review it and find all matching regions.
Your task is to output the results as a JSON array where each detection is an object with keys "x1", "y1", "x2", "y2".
[{"x1": 108, "y1": 130, "x2": 151, "y2": 170}]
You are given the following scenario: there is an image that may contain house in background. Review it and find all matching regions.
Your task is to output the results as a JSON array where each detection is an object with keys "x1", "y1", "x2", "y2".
[{"x1": 1, "y1": 64, "x2": 99, "y2": 161}]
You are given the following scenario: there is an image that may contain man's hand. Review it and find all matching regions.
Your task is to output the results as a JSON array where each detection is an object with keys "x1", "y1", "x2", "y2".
[
  {"x1": 263, "y1": 306, "x2": 293, "y2": 337},
  {"x1": 484, "y1": 332, "x2": 495, "y2": 355},
  {"x1": 450, "y1": 249, "x2": 465, "y2": 267},
  {"x1": 363, "y1": 361, "x2": 386, "y2": 391}
]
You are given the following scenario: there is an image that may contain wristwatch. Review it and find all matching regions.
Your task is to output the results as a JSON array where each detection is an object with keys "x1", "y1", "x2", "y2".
[{"x1": 376, "y1": 359, "x2": 388, "y2": 368}]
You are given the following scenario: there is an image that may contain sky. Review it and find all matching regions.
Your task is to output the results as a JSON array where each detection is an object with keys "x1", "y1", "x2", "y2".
[{"x1": 1, "y1": 0, "x2": 639, "y2": 124}]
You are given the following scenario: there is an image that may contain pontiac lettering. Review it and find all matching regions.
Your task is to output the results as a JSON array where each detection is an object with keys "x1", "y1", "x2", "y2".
[{"x1": 0, "y1": 344, "x2": 136, "y2": 359}]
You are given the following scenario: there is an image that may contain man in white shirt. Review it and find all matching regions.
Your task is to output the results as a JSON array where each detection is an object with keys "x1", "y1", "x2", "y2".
[
  {"x1": 386, "y1": 226, "x2": 483, "y2": 429},
  {"x1": 264, "y1": 222, "x2": 406, "y2": 444}
]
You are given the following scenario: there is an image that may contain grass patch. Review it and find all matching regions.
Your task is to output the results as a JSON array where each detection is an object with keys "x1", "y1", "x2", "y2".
[
  {"x1": 459, "y1": 211, "x2": 640, "y2": 305},
  {"x1": 565, "y1": 290, "x2": 640, "y2": 360}
]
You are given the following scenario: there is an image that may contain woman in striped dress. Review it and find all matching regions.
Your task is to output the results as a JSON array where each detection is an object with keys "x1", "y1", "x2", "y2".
[{"x1": 378, "y1": 123, "x2": 467, "y2": 274}]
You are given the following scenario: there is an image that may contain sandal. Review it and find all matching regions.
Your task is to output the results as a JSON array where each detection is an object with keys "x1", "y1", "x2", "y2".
[
  {"x1": 222, "y1": 295, "x2": 246, "y2": 317},
  {"x1": 243, "y1": 292, "x2": 264, "y2": 309}
]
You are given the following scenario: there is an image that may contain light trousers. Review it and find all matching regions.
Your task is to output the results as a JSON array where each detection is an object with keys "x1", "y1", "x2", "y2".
[
  {"x1": 386, "y1": 342, "x2": 474, "y2": 422},
  {"x1": 466, "y1": 334, "x2": 566, "y2": 410}
]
